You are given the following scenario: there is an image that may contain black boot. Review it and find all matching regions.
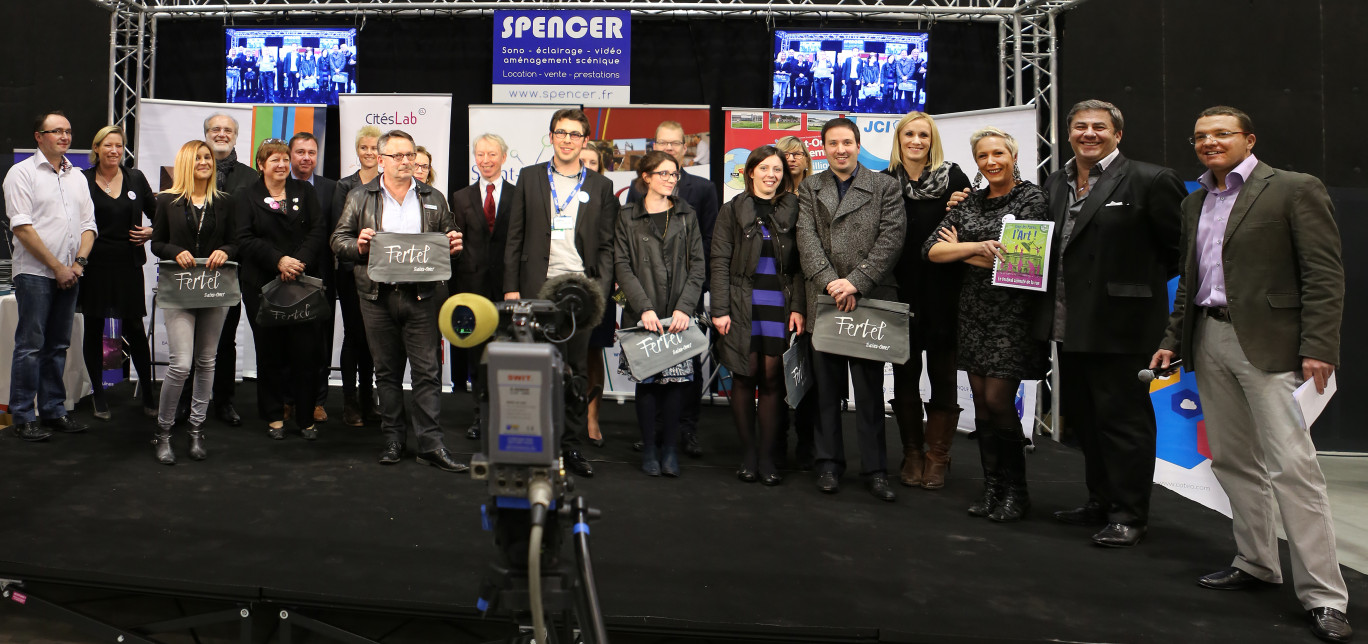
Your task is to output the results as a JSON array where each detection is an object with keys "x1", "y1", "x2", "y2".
[
  {"x1": 641, "y1": 444, "x2": 661, "y2": 476},
  {"x1": 154, "y1": 429, "x2": 176, "y2": 465},
  {"x1": 660, "y1": 446, "x2": 681, "y2": 477},
  {"x1": 989, "y1": 429, "x2": 1030, "y2": 523},
  {"x1": 187, "y1": 426, "x2": 207, "y2": 461},
  {"x1": 967, "y1": 423, "x2": 1001, "y2": 518}
]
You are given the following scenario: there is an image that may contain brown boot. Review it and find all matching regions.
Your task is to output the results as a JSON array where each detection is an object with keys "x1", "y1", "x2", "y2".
[
  {"x1": 892, "y1": 397, "x2": 926, "y2": 487},
  {"x1": 921, "y1": 405, "x2": 962, "y2": 490},
  {"x1": 342, "y1": 394, "x2": 363, "y2": 427}
]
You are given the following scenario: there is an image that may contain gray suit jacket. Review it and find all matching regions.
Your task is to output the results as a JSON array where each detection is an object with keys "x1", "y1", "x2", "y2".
[
  {"x1": 795, "y1": 163, "x2": 906, "y2": 322},
  {"x1": 1160, "y1": 160, "x2": 1344, "y2": 372}
]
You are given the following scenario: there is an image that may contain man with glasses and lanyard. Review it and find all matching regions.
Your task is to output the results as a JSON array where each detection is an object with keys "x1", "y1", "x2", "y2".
[
  {"x1": 4, "y1": 111, "x2": 97, "y2": 441},
  {"x1": 503, "y1": 108, "x2": 617, "y2": 479}
]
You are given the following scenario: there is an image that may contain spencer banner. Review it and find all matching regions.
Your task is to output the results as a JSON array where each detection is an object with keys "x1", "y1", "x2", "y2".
[
  {"x1": 338, "y1": 94, "x2": 453, "y2": 197},
  {"x1": 492, "y1": 10, "x2": 631, "y2": 106}
]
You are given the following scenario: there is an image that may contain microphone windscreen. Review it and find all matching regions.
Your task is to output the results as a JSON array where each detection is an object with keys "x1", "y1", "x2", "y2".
[
  {"x1": 538, "y1": 272, "x2": 606, "y2": 329},
  {"x1": 1137, "y1": 369, "x2": 1155, "y2": 384}
]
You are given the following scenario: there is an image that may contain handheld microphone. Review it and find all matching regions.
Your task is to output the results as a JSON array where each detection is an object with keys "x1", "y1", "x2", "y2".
[{"x1": 1137, "y1": 359, "x2": 1183, "y2": 383}]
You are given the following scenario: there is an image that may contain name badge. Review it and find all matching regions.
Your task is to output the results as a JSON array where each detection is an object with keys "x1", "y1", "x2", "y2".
[
  {"x1": 424, "y1": 204, "x2": 438, "y2": 210},
  {"x1": 552, "y1": 216, "x2": 575, "y2": 230},
  {"x1": 550, "y1": 230, "x2": 569, "y2": 240}
]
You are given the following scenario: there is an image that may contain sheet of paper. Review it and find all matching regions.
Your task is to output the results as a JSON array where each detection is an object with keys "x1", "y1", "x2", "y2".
[{"x1": 1293, "y1": 372, "x2": 1337, "y2": 429}]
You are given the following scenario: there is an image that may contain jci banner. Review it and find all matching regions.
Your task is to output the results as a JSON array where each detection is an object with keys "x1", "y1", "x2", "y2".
[{"x1": 493, "y1": 10, "x2": 631, "y2": 106}]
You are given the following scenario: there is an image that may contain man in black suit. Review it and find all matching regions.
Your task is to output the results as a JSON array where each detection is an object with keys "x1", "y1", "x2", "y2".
[
  {"x1": 450, "y1": 133, "x2": 513, "y2": 440},
  {"x1": 288, "y1": 132, "x2": 338, "y2": 424},
  {"x1": 839, "y1": 51, "x2": 861, "y2": 111},
  {"x1": 503, "y1": 108, "x2": 617, "y2": 478},
  {"x1": 1035, "y1": 100, "x2": 1185, "y2": 547}
]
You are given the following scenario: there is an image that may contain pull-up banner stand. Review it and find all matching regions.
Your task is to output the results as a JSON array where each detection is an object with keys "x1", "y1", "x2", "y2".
[{"x1": 492, "y1": 10, "x2": 632, "y2": 106}]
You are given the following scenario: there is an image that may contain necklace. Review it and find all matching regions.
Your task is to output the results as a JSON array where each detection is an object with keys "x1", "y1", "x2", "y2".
[{"x1": 95, "y1": 170, "x2": 119, "y2": 196}]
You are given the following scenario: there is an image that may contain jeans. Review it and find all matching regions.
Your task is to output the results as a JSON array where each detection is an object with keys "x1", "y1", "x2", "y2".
[
  {"x1": 9, "y1": 273, "x2": 80, "y2": 423},
  {"x1": 360, "y1": 285, "x2": 445, "y2": 453},
  {"x1": 157, "y1": 306, "x2": 229, "y2": 430}
]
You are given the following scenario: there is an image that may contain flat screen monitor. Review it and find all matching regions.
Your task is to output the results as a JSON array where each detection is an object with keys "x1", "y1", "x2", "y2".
[
  {"x1": 772, "y1": 29, "x2": 929, "y2": 115},
  {"x1": 225, "y1": 27, "x2": 357, "y2": 105}
]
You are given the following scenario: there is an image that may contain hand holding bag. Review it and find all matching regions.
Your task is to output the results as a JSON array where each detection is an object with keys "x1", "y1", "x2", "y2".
[
  {"x1": 810, "y1": 294, "x2": 912, "y2": 365},
  {"x1": 616, "y1": 318, "x2": 710, "y2": 382}
]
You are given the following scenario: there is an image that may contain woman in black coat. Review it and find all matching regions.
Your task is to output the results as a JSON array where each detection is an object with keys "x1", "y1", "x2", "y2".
[
  {"x1": 237, "y1": 140, "x2": 327, "y2": 440},
  {"x1": 711, "y1": 145, "x2": 805, "y2": 486},
  {"x1": 149, "y1": 140, "x2": 238, "y2": 464},
  {"x1": 81, "y1": 125, "x2": 157, "y2": 419}
]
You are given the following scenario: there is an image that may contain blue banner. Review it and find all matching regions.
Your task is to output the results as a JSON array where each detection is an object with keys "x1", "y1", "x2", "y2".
[{"x1": 492, "y1": 10, "x2": 631, "y2": 105}]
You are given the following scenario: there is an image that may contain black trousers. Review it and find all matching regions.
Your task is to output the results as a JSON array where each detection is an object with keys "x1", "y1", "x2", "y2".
[
  {"x1": 812, "y1": 350, "x2": 888, "y2": 478},
  {"x1": 335, "y1": 268, "x2": 374, "y2": 398},
  {"x1": 244, "y1": 313, "x2": 321, "y2": 430},
  {"x1": 552, "y1": 326, "x2": 590, "y2": 450},
  {"x1": 449, "y1": 341, "x2": 481, "y2": 418},
  {"x1": 1059, "y1": 350, "x2": 1157, "y2": 526},
  {"x1": 360, "y1": 285, "x2": 446, "y2": 453}
]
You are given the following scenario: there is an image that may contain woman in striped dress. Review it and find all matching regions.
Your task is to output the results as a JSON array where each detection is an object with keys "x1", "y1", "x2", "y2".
[{"x1": 711, "y1": 145, "x2": 806, "y2": 485}]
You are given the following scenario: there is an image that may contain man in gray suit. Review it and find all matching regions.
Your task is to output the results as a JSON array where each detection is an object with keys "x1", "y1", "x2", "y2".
[
  {"x1": 1151, "y1": 106, "x2": 1350, "y2": 643},
  {"x1": 796, "y1": 117, "x2": 905, "y2": 501}
]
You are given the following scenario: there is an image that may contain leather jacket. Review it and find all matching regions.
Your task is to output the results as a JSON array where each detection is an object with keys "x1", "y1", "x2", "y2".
[{"x1": 329, "y1": 177, "x2": 459, "y2": 301}]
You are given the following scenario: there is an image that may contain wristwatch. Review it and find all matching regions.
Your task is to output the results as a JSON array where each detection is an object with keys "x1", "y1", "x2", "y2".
[{"x1": 75, "y1": 256, "x2": 88, "y2": 267}]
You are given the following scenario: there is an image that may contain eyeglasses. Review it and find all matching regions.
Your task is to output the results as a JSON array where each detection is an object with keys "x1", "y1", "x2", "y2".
[
  {"x1": 650, "y1": 171, "x2": 681, "y2": 180},
  {"x1": 38, "y1": 128, "x2": 73, "y2": 136},
  {"x1": 381, "y1": 152, "x2": 418, "y2": 161},
  {"x1": 414, "y1": 163, "x2": 431, "y2": 171},
  {"x1": 782, "y1": 152, "x2": 805, "y2": 159},
  {"x1": 552, "y1": 130, "x2": 587, "y2": 141},
  {"x1": 208, "y1": 126, "x2": 236, "y2": 135},
  {"x1": 1188, "y1": 131, "x2": 1249, "y2": 145},
  {"x1": 262, "y1": 138, "x2": 284, "y2": 144},
  {"x1": 655, "y1": 139, "x2": 685, "y2": 148}
]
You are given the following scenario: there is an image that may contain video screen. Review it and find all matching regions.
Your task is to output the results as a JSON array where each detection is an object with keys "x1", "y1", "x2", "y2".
[
  {"x1": 225, "y1": 27, "x2": 357, "y2": 105},
  {"x1": 772, "y1": 30, "x2": 929, "y2": 115}
]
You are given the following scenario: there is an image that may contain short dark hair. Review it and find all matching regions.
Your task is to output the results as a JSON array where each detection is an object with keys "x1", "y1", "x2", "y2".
[
  {"x1": 636, "y1": 150, "x2": 678, "y2": 180},
  {"x1": 34, "y1": 110, "x2": 67, "y2": 133},
  {"x1": 378, "y1": 129, "x2": 415, "y2": 154},
  {"x1": 1197, "y1": 105, "x2": 1254, "y2": 133},
  {"x1": 549, "y1": 108, "x2": 591, "y2": 137},
  {"x1": 287, "y1": 131, "x2": 318, "y2": 151},
  {"x1": 821, "y1": 117, "x2": 860, "y2": 146},
  {"x1": 742, "y1": 145, "x2": 794, "y2": 200},
  {"x1": 1066, "y1": 99, "x2": 1125, "y2": 133}
]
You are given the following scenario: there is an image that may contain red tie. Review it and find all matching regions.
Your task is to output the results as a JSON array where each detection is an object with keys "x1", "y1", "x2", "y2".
[{"x1": 483, "y1": 184, "x2": 496, "y2": 233}]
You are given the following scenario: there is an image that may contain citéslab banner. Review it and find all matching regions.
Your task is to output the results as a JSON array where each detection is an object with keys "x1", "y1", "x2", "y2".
[
  {"x1": 338, "y1": 94, "x2": 453, "y2": 197},
  {"x1": 492, "y1": 10, "x2": 631, "y2": 106}
]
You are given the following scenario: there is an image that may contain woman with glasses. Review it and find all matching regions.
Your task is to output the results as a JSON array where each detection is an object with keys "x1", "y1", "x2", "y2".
[
  {"x1": 883, "y1": 112, "x2": 973, "y2": 491},
  {"x1": 614, "y1": 150, "x2": 706, "y2": 477},
  {"x1": 413, "y1": 145, "x2": 437, "y2": 186},
  {"x1": 149, "y1": 140, "x2": 238, "y2": 464},
  {"x1": 711, "y1": 145, "x2": 804, "y2": 485},
  {"x1": 775, "y1": 136, "x2": 811, "y2": 192},
  {"x1": 79, "y1": 125, "x2": 158, "y2": 421},
  {"x1": 923, "y1": 127, "x2": 1049, "y2": 523},
  {"x1": 237, "y1": 139, "x2": 327, "y2": 441}
]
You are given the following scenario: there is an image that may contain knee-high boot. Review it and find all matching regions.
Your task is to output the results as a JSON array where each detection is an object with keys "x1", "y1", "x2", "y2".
[
  {"x1": 989, "y1": 426, "x2": 1030, "y2": 523},
  {"x1": 921, "y1": 404, "x2": 962, "y2": 490},
  {"x1": 891, "y1": 396, "x2": 925, "y2": 487},
  {"x1": 966, "y1": 420, "x2": 1001, "y2": 517}
]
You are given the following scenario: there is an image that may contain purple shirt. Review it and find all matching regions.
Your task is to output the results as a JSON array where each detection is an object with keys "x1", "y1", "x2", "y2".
[{"x1": 1193, "y1": 153, "x2": 1260, "y2": 307}]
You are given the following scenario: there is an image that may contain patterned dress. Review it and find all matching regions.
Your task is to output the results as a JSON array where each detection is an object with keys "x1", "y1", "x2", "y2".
[
  {"x1": 750, "y1": 201, "x2": 789, "y2": 356},
  {"x1": 921, "y1": 181, "x2": 1050, "y2": 380}
]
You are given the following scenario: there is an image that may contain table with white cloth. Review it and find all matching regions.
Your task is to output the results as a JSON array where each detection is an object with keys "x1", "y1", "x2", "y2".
[{"x1": 0, "y1": 293, "x2": 90, "y2": 415}]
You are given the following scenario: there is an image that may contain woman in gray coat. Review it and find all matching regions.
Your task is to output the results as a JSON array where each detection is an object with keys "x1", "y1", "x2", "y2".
[
  {"x1": 711, "y1": 146, "x2": 806, "y2": 485},
  {"x1": 615, "y1": 150, "x2": 707, "y2": 477}
]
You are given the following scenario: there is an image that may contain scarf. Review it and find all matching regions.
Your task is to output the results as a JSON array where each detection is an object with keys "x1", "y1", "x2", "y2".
[
  {"x1": 215, "y1": 148, "x2": 240, "y2": 189},
  {"x1": 891, "y1": 161, "x2": 953, "y2": 201}
]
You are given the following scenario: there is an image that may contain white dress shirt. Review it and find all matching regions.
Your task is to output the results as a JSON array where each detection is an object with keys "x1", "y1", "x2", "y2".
[
  {"x1": 3, "y1": 154, "x2": 97, "y2": 279},
  {"x1": 379, "y1": 177, "x2": 422, "y2": 234}
]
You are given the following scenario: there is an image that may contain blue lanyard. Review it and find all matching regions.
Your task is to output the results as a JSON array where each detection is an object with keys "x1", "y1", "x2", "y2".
[{"x1": 547, "y1": 164, "x2": 586, "y2": 216}]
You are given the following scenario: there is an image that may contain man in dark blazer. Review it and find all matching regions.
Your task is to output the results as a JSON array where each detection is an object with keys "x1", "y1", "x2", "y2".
[
  {"x1": 503, "y1": 108, "x2": 617, "y2": 479},
  {"x1": 288, "y1": 132, "x2": 337, "y2": 424},
  {"x1": 1152, "y1": 106, "x2": 1350, "y2": 643},
  {"x1": 450, "y1": 133, "x2": 514, "y2": 440},
  {"x1": 1034, "y1": 100, "x2": 1185, "y2": 548}
]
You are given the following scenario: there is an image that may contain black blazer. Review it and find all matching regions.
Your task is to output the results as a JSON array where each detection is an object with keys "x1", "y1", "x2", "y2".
[
  {"x1": 1030, "y1": 153, "x2": 1185, "y2": 353},
  {"x1": 151, "y1": 191, "x2": 238, "y2": 260},
  {"x1": 451, "y1": 178, "x2": 513, "y2": 299},
  {"x1": 503, "y1": 163, "x2": 618, "y2": 298},
  {"x1": 236, "y1": 177, "x2": 327, "y2": 306}
]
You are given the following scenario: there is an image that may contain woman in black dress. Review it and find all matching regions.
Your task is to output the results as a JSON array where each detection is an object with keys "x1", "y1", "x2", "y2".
[
  {"x1": 923, "y1": 127, "x2": 1049, "y2": 523},
  {"x1": 882, "y1": 112, "x2": 973, "y2": 491},
  {"x1": 711, "y1": 145, "x2": 804, "y2": 485},
  {"x1": 237, "y1": 139, "x2": 327, "y2": 440},
  {"x1": 81, "y1": 125, "x2": 157, "y2": 420}
]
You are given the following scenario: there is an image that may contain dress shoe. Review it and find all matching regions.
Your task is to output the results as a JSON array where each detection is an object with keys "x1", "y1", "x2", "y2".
[
  {"x1": 564, "y1": 449, "x2": 595, "y2": 478},
  {"x1": 341, "y1": 397, "x2": 363, "y2": 427},
  {"x1": 42, "y1": 415, "x2": 87, "y2": 434},
  {"x1": 466, "y1": 419, "x2": 481, "y2": 441},
  {"x1": 1310, "y1": 607, "x2": 1353, "y2": 643},
  {"x1": 682, "y1": 432, "x2": 703, "y2": 458},
  {"x1": 760, "y1": 472, "x2": 784, "y2": 486},
  {"x1": 868, "y1": 474, "x2": 897, "y2": 502},
  {"x1": 1197, "y1": 567, "x2": 1277, "y2": 591},
  {"x1": 1091, "y1": 523, "x2": 1146, "y2": 548},
  {"x1": 267, "y1": 422, "x2": 285, "y2": 440},
  {"x1": 12, "y1": 421, "x2": 52, "y2": 442},
  {"x1": 300, "y1": 426, "x2": 318, "y2": 441},
  {"x1": 737, "y1": 468, "x2": 758, "y2": 483},
  {"x1": 313, "y1": 406, "x2": 328, "y2": 422},
  {"x1": 417, "y1": 448, "x2": 469, "y2": 473},
  {"x1": 816, "y1": 471, "x2": 839, "y2": 494},
  {"x1": 187, "y1": 426, "x2": 207, "y2": 460},
  {"x1": 215, "y1": 402, "x2": 242, "y2": 427},
  {"x1": 378, "y1": 441, "x2": 404, "y2": 464},
  {"x1": 1053, "y1": 502, "x2": 1108, "y2": 526}
]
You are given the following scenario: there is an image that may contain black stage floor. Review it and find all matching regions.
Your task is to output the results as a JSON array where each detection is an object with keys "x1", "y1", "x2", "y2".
[{"x1": 1, "y1": 382, "x2": 1364, "y2": 643}]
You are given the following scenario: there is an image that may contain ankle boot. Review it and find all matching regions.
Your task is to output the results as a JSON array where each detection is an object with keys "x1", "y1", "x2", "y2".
[
  {"x1": 153, "y1": 429, "x2": 176, "y2": 465},
  {"x1": 967, "y1": 423, "x2": 1001, "y2": 517},
  {"x1": 342, "y1": 393, "x2": 363, "y2": 427},
  {"x1": 660, "y1": 446, "x2": 681, "y2": 477},
  {"x1": 921, "y1": 405, "x2": 962, "y2": 490},
  {"x1": 989, "y1": 429, "x2": 1030, "y2": 523},
  {"x1": 641, "y1": 444, "x2": 661, "y2": 476},
  {"x1": 892, "y1": 397, "x2": 926, "y2": 487},
  {"x1": 187, "y1": 425, "x2": 208, "y2": 461}
]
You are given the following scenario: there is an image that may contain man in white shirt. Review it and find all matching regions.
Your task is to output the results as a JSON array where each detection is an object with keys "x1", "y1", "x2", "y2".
[{"x1": 3, "y1": 111, "x2": 97, "y2": 441}]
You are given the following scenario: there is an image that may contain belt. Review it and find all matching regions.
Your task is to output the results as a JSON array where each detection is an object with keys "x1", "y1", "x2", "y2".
[{"x1": 1200, "y1": 306, "x2": 1231, "y2": 323}]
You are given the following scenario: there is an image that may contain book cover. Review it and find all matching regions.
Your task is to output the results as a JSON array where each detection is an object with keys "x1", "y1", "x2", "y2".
[{"x1": 992, "y1": 218, "x2": 1054, "y2": 291}]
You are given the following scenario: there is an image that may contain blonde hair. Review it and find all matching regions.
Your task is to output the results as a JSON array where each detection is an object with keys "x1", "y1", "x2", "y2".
[
  {"x1": 355, "y1": 125, "x2": 382, "y2": 150},
  {"x1": 163, "y1": 140, "x2": 220, "y2": 206},
  {"x1": 89, "y1": 125, "x2": 124, "y2": 166},
  {"x1": 415, "y1": 146, "x2": 437, "y2": 185},
  {"x1": 888, "y1": 112, "x2": 946, "y2": 173},
  {"x1": 774, "y1": 135, "x2": 811, "y2": 189},
  {"x1": 969, "y1": 126, "x2": 1018, "y2": 157}
]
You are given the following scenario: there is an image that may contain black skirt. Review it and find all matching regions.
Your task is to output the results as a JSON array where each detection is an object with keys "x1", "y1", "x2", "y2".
[{"x1": 79, "y1": 264, "x2": 147, "y2": 320}]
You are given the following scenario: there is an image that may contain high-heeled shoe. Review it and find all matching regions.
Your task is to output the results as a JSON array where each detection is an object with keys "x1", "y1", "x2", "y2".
[
  {"x1": 760, "y1": 472, "x2": 784, "y2": 486},
  {"x1": 92, "y1": 397, "x2": 111, "y2": 421},
  {"x1": 267, "y1": 421, "x2": 285, "y2": 440},
  {"x1": 588, "y1": 436, "x2": 605, "y2": 448},
  {"x1": 737, "y1": 468, "x2": 758, "y2": 483}
]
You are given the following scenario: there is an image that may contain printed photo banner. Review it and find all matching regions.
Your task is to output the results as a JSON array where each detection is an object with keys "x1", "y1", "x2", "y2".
[
  {"x1": 338, "y1": 94, "x2": 453, "y2": 196},
  {"x1": 493, "y1": 10, "x2": 632, "y2": 105},
  {"x1": 366, "y1": 232, "x2": 452, "y2": 283}
]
